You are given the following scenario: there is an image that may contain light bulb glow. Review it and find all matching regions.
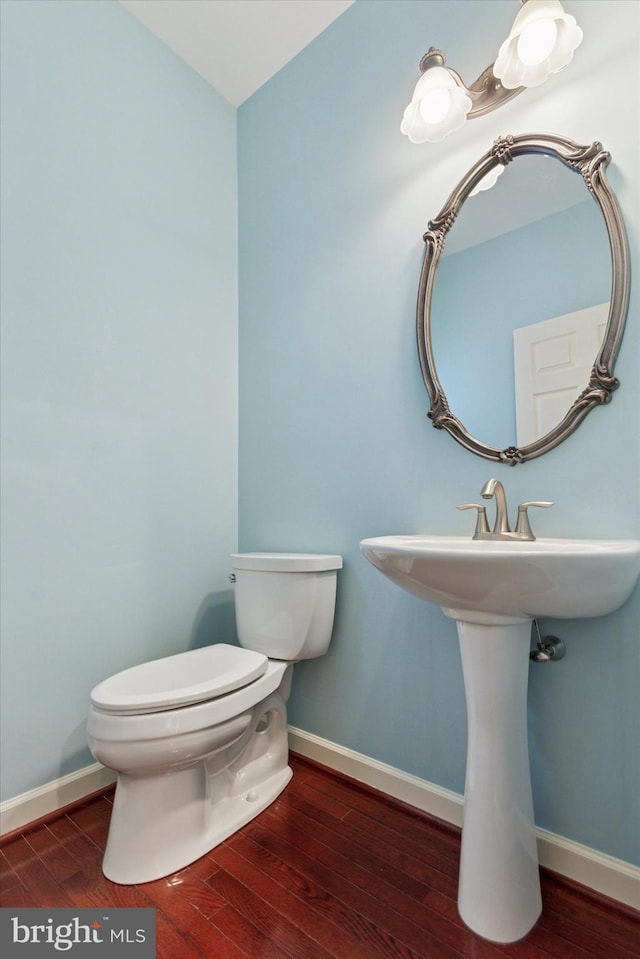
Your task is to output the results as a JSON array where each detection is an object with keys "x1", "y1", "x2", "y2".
[
  {"x1": 419, "y1": 87, "x2": 452, "y2": 125},
  {"x1": 516, "y1": 18, "x2": 558, "y2": 66}
]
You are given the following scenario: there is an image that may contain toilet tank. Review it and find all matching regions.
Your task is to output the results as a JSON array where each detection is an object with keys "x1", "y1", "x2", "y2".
[{"x1": 230, "y1": 553, "x2": 342, "y2": 661}]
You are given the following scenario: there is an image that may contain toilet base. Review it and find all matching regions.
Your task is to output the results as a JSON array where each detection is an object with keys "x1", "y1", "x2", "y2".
[
  {"x1": 103, "y1": 765, "x2": 292, "y2": 884},
  {"x1": 101, "y1": 690, "x2": 292, "y2": 884}
]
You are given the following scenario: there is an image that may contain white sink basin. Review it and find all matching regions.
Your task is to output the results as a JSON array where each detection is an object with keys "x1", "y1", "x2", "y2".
[{"x1": 360, "y1": 535, "x2": 640, "y2": 621}]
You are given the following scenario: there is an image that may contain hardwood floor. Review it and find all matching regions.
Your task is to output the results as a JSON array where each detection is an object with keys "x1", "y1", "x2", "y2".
[{"x1": 1, "y1": 755, "x2": 638, "y2": 959}]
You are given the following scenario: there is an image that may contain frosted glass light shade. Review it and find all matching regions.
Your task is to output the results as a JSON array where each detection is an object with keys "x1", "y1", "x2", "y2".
[
  {"x1": 494, "y1": 0, "x2": 583, "y2": 89},
  {"x1": 401, "y1": 67, "x2": 472, "y2": 144}
]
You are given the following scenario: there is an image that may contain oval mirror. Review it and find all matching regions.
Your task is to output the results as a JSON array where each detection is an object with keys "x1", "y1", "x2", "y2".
[{"x1": 417, "y1": 133, "x2": 630, "y2": 464}]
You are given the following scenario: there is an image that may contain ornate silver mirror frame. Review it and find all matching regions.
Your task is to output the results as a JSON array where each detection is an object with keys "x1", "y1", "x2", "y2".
[{"x1": 417, "y1": 133, "x2": 630, "y2": 465}]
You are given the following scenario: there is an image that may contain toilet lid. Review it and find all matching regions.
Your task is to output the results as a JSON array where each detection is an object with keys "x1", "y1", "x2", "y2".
[
  {"x1": 90, "y1": 644, "x2": 268, "y2": 715},
  {"x1": 231, "y1": 552, "x2": 342, "y2": 572}
]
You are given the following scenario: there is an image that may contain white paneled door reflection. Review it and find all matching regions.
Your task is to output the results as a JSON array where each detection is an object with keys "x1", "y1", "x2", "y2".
[{"x1": 514, "y1": 302, "x2": 609, "y2": 445}]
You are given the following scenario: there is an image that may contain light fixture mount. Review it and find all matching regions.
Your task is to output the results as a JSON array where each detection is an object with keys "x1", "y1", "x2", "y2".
[
  {"x1": 418, "y1": 47, "x2": 525, "y2": 120},
  {"x1": 401, "y1": 1, "x2": 583, "y2": 144}
]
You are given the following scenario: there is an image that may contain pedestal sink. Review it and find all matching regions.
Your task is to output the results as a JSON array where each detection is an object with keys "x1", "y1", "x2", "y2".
[{"x1": 360, "y1": 535, "x2": 640, "y2": 943}]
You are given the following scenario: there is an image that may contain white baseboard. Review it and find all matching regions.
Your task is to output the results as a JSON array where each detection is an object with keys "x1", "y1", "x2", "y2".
[
  {"x1": 2, "y1": 732, "x2": 638, "y2": 912},
  {"x1": 288, "y1": 725, "x2": 465, "y2": 826},
  {"x1": 0, "y1": 763, "x2": 117, "y2": 838},
  {"x1": 288, "y1": 726, "x2": 640, "y2": 911}
]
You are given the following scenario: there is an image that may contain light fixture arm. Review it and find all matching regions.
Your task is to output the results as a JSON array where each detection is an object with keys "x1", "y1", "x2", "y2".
[{"x1": 418, "y1": 48, "x2": 525, "y2": 121}]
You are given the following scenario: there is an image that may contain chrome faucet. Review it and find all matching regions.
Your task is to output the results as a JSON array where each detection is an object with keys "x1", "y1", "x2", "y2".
[
  {"x1": 457, "y1": 478, "x2": 553, "y2": 541},
  {"x1": 481, "y1": 478, "x2": 511, "y2": 535}
]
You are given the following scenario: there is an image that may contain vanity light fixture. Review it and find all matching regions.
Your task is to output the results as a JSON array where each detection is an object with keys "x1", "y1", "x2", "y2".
[{"x1": 401, "y1": 0, "x2": 583, "y2": 144}]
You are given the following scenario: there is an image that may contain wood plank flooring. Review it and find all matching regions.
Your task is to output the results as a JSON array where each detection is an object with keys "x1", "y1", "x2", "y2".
[{"x1": 1, "y1": 755, "x2": 638, "y2": 958}]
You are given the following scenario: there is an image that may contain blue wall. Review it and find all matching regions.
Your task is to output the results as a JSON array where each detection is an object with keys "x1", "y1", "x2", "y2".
[
  {"x1": 0, "y1": 0, "x2": 238, "y2": 800},
  {"x1": 238, "y1": 0, "x2": 639, "y2": 864}
]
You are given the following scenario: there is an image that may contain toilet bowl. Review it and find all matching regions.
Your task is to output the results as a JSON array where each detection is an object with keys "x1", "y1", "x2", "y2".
[{"x1": 87, "y1": 552, "x2": 341, "y2": 884}]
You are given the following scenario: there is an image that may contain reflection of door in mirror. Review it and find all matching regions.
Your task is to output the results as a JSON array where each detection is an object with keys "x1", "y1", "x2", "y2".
[{"x1": 513, "y1": 303, "x2": 609, "y2": 446}]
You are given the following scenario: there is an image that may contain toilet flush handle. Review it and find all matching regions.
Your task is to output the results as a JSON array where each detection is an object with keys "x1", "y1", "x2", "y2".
[{"x1": 228, "y1": 573, "x2": 236, "y2": 583}]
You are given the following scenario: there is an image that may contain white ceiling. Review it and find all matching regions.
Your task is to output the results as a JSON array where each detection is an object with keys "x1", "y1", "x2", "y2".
[{"x1": 118, "y1": 0, "x2": 355, "y2": 106}]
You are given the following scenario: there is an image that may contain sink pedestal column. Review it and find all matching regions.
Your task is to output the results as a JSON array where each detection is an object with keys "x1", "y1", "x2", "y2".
[{"x1": 454, "y1": 614, "x2": 541, "y2": 943}]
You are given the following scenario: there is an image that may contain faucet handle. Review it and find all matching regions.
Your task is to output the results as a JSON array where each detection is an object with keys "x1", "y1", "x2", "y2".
[
  {"x1": 457, "y1": 503, "x2": 490, "y2": 538},
  {"x1": 515, "y1": 501, "x2": 554, "y2": 540}
]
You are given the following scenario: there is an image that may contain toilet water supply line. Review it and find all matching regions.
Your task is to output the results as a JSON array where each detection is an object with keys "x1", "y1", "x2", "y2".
[{"x1": 530, "y1": 620, "x2": 566, "y2": 663}]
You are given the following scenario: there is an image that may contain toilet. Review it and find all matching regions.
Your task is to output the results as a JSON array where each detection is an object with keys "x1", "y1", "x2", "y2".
[{"x1": 87, "y1": 552, "x2": 342, "y2": 884}]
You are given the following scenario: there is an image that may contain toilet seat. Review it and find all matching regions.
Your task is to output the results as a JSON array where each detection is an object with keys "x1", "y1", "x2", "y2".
[
  {"x1": 88, "y1": 659, "x2": 290, "y2": 742},
  {"x1": 90, "y1": 644, "x2": 268, "y2": 715}
]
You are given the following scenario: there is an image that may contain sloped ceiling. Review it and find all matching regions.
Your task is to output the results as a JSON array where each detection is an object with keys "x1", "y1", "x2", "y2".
[{"x1": 118, "y1": 0, "x2": 355, "y2": 106}]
